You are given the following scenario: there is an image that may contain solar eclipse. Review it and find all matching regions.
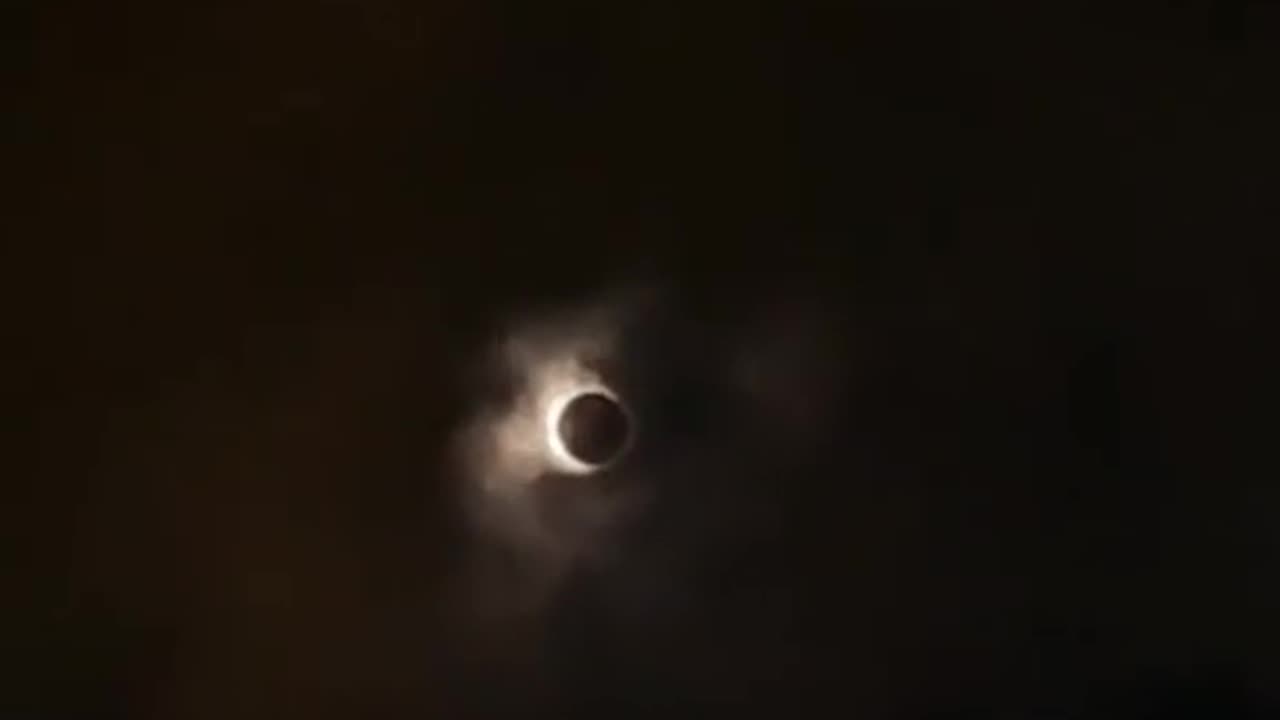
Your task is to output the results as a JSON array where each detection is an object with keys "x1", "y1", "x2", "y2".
[{"x1": 546, "y1": 387, "x2": 632, "y2": 473}]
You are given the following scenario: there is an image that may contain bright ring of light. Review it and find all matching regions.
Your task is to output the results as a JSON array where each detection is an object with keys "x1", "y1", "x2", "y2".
[{"x1": 543, "y1": 384, "x2": 630, "y2": 475}]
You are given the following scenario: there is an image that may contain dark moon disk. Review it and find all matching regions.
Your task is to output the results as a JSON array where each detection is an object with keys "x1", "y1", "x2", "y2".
[{"x1": 557, "y1": 392, "x2": 631, "y2": 466}]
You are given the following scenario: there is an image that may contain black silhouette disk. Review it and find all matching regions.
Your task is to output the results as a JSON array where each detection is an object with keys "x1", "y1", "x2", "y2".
[{"x1": 556, "y1": 392, "x2": 630, "y2": 466}]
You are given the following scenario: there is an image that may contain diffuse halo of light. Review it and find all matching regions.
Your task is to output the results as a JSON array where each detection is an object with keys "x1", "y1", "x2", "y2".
[{"x1": 460, "y1": 310, "x2": 632, "y2": 504}]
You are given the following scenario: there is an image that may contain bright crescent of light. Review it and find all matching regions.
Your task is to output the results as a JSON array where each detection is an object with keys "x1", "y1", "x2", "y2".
[{"x1": 543, "y1": 384, "x2": 615, "y2": 475}]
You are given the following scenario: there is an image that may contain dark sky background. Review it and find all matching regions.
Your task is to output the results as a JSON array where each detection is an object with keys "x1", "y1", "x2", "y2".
[{"x1": 4, "y1": 2, "x2": 1277, "y2": 718}]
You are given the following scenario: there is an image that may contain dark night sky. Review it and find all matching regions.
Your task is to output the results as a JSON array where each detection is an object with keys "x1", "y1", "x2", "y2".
[{"x1": 4, "y1": 2, "x2": 1277, "y2": 718}]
